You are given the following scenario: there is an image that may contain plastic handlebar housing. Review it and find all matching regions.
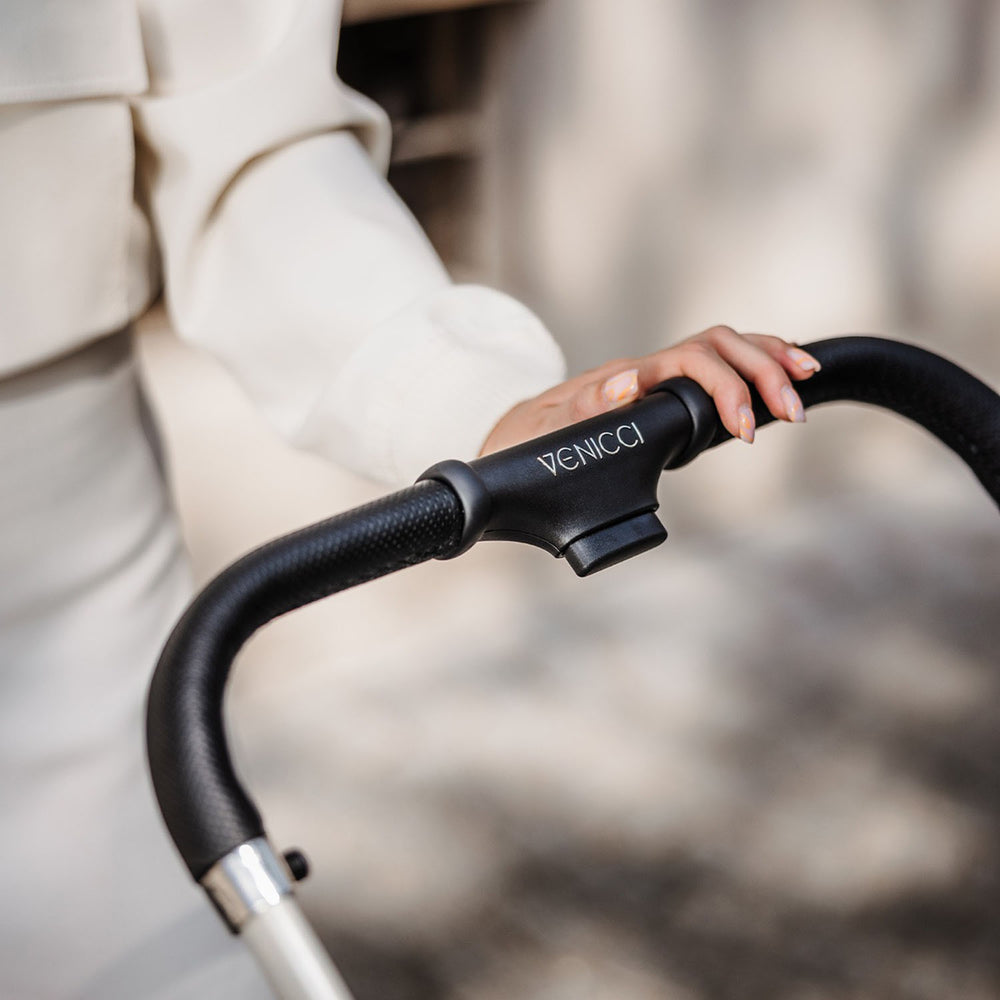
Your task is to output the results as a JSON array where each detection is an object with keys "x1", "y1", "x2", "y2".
[
  {"x1": 422, "y1": 337, "x2": 1000, "y2": 575},
  {"x1": 421, "y1": 386, "x2": 696, "y2": 575}
]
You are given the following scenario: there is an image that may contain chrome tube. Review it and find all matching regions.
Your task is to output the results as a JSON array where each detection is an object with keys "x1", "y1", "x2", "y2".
[
  {"x1": 200, "y1": 838, "x2": 355, "y2": 999},
  {"x1": 201, "y1": 837, "x2": 294, "y2": 932},
  {"x1": 242, "y1": 897, "x2": 356, "y2": 1000}
]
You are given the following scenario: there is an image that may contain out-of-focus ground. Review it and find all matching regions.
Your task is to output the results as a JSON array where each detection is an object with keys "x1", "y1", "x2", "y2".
[{"x1": 139, "y1": 2, "x2": 1000, "y2": 997}]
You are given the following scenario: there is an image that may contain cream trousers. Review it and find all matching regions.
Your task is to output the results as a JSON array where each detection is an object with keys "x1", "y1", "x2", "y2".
[{"x1": 0, "y1": 333, "x2": 272, "y2": 998}]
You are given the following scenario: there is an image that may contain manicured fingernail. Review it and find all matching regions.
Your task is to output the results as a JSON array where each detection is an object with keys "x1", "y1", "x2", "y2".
[
  {"x1": 787, "y1": 347, "x2": 821, "y2": 373},
  {"x1": 781, "y1": 384, "x2": 806, "y2": 423},
  {"x1": 601, "y1": 368, "x2": 640, "y2": 405},
  {"x1": 737, "y1": 404, "x2": 755, "y2": 443}
]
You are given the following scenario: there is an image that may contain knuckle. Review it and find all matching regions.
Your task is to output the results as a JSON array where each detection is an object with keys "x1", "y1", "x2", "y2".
[
  {"x1": 747, "y1": 355, "x2": 782, "y2": 380},
  {"x1": 569, "y1": 393, "x2": 592, "y2": 421},
  {"x1": 714, "y1": 375, "x2": 749, "y2": 407},
  {"x1": 706, "y1": 324, "x2": 739, "y2": 343},
  {"x1": 758, "y1": 358, "x2": 792, "y2": 385},
  {"x1": 759, "y1": 333, "x2": 788, "y2": 349},
  {"x1": 682, "y1": 340, "x2": 716, "y2": 362},
  {"x1": 732, "y1": 381, "x2": 754, "y2": 406},
  {"x1": 752, "y1": 334, "x2": 790, "y2": 356}
]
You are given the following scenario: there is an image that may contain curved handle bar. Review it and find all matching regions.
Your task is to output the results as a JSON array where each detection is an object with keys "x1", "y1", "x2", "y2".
[
  {"x1": 418, "y1": 336, "x2": 1000, "y2": 574},
  {"x1": 147, "y1": 336, "x2": 1000, "y2": 907},
  {"x1": 148, "y1": 483, "x2": 465, "y2": 884},
  {"x1": 708, "y1": 337, "x2": 1000, "y2": 496}
]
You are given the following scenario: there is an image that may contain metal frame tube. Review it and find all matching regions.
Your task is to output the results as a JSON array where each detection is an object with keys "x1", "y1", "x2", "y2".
[
  {"x1": 242, "y1": 897, "x2": 356, "y2": 1000},
  {"x1": 200, "y1": 838, "x2": 356, "y2": 999}
]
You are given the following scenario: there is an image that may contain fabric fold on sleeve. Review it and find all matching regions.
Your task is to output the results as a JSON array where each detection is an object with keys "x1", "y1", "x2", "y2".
[
  {"x1": 132, "y1": 0, "x2": 566, "y2": 487},
  {"x1": 293, "y1": 283, "x2": 567, "y2": 483}
]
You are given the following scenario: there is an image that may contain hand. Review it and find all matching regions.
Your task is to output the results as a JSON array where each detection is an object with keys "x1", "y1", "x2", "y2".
[{"x1": 479, "y1": 326, "x2": 822, "y2": 455}]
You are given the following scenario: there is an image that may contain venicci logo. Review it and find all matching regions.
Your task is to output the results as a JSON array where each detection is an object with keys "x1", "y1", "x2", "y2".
[{"x1": 537, "y1": 422, "x2": 646, "y2": 476}]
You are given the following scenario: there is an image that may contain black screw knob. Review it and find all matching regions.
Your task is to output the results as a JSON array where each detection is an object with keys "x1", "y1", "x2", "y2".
[{"x1": 283, "y1": 848, "x2": 310, "y2": 882}]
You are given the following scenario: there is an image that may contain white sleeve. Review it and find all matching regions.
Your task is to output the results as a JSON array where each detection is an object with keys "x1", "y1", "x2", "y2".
[{"x1": 132, "y1": 0, "x2": 566, "y2": 485}]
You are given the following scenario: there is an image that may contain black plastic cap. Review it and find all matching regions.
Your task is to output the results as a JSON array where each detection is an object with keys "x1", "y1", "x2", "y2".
[
  {"x1": 564, "y1": 513, "x2": 667, "y2": 576},
  {"x1": 284, "y1": 848, "x2": 310, "y2": 882}
]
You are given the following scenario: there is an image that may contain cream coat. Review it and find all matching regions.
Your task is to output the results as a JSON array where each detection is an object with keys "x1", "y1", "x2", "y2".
[
  {"x1": 0, "y1": 1, "x2": 564, "y2": 995},
  {"x1": 1, "y1": 0, "x2": 565, "y2": 482}
]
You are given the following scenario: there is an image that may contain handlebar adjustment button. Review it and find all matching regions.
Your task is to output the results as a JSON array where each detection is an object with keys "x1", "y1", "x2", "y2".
[
  {"x1": 564, "y1": 512, "x2": 667, "y2": 576},
  {"x1": 283, "y1": 848, "x2": 310, "y2": 883}
]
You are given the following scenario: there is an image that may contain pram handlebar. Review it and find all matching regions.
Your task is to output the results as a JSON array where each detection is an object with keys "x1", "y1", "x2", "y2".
[
  {"x1": 421, "y1": 336, "x2": 1000, "y2": 573},
  {"x1": 145, "y1": 336, "x2": 1000, "y2": 996}
]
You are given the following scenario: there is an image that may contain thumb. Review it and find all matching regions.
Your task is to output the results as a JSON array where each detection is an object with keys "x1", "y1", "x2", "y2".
[
  {"x1": 478, "y1": 367, "x2": 643, "y2": 456},
  {"x1": 572, "y1": 367, "x2": 641, "y2": 421}
]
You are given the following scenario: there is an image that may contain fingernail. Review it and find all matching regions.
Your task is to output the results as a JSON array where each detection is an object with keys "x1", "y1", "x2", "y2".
[
  {"x1": 787, "y1": 347, "x2": 821, "y2": 373},
  {"x1": 601, "y1": 368, "x2": 640, "y2": 405},
  {"x1": 781, "y1": 385, "x2": 806, "y2": 423},
  {"x1": 737, "y1": 404, "x2": 755, "y2": 443}
]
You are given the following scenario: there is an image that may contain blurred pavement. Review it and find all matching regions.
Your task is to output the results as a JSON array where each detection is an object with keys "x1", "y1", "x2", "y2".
[{"x1": 139, "y1": 2, "x2": 1000, "y2": 997}]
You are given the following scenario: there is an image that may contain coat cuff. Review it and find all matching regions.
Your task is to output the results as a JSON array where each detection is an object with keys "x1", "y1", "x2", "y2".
[{"x1": 293, "y1": 284, "x2": 567, "y2": 485}]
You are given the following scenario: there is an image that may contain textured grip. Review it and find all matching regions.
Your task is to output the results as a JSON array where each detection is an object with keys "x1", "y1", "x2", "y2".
[
  {"x1": 147, "y1": 481, "x2": 464, "y2": 880},
  {"x1": 707, "y1": 337, "x2": 1000, "y2": 506},
  {"x1": 147, "y1": 337, "x2": 1000, "y2": 885}
]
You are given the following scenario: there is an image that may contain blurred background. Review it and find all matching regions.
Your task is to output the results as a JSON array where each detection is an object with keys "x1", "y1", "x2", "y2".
[{"x1": 139, "y1": 1, "x2": 1000, "y2": 997}]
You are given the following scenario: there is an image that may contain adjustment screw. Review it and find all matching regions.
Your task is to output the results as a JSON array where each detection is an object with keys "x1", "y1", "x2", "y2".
[{"x1": 283, "y1": 848, "x2": 310, "y2": 882}]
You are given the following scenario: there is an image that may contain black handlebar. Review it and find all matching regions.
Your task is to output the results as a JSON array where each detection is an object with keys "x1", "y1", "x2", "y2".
[
  {"x1": 147, "y1": 482, "x2": 465, "y2": 881},
  {"x1": 146, "y1": 337, "x2": 1000, "y2": 884}
]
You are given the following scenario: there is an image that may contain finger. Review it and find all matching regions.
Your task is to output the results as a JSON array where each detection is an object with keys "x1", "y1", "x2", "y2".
[
  {"x1": 567, "y1": 367, "x2": 641, "y2": 422},
  {"x1": 700, "y1": 327, "x2": 806, "y2": 424},
  {"x1": 744, "y1": 334, "x2": 822, "y2": 381},
  {"x1": 479, "y1": 366, "x2": 642, "y2": 455},
  {"x1": 638, "y1": 341, "x2": 755, "y2": 442}
]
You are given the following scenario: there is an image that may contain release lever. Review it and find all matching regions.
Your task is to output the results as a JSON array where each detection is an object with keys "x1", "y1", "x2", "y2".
[{"x1": 564, "y1": 512, "x2": 668, "y2": 576}]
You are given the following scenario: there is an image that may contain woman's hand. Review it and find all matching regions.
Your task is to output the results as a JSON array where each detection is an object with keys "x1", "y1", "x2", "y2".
[{"x1": 480, "y1": 326, "x2": 822, "y2": 455}]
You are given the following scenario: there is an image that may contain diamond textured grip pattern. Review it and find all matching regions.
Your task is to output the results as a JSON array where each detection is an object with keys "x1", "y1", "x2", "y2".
[
  {"x1": 147, "y1": 481, "x2": 464, "y2": 880},
  {"x1": 147, "y1": 337, "x2": 1000, "y2": 886}
]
